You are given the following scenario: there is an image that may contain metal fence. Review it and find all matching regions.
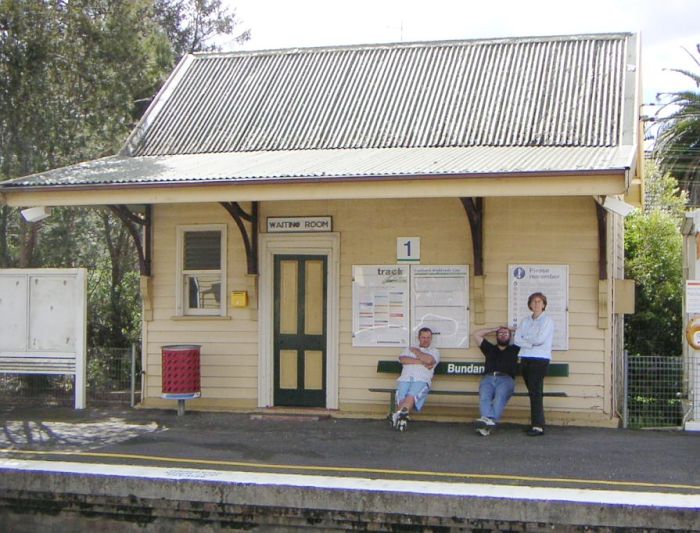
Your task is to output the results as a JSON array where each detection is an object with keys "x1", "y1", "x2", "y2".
[
  {"x1": 624, "y1": 354, "x2": 688, "y2": 428},
  {"x1": 0, "y1": 345, "x2": 141, "y2": 408}
]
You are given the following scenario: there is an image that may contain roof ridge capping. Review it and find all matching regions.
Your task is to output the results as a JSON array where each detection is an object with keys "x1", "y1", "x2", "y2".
[{"x1": 191, "y1": 31, "x2": 636, "y2": 59}]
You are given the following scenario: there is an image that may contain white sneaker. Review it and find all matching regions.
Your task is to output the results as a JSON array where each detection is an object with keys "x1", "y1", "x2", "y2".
[
  {"x1": 476, "y1": 427, "x2": 491, "y2": 436},
  {"x1": 391, "y1": 407, "x2": 408, "y2": 428},
  {"x1": 476, "y1": 416, "x2": 496, "y2": 426}
]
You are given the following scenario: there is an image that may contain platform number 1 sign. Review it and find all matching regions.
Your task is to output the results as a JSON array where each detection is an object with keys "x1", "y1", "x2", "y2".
[{"x1": 397, "y1": 237, "x2": 420, "y2": 263}]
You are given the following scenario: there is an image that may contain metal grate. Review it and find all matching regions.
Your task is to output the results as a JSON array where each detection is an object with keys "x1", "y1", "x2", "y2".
[{"x1": 625, "y1": 354, "x2": 688, "y2": 428}]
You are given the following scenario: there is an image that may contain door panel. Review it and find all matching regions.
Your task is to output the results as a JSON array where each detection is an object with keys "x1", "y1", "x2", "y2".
[
  {"x1": 279, "y1": 350, "x2": 298, "y2": 389},
  {"x1": 279, "y1": 260, "x2": 298, "y2": 335},
  {"x1": 304, "y1": 260, "x2": 324, "y2": 335},
  {"x1": 274, "y1": 255, "x2": 327, "y2": 406},
  {"x1": 304, "y1": 350, "x2": 324, "y2": 390}
]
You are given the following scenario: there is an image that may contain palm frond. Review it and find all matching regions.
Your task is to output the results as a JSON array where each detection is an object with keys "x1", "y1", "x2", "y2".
[{"x1": 653, "y1": 44, "x2": 700, "y2": 204}]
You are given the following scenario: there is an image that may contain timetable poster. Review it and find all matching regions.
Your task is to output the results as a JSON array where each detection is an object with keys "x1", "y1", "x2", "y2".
[
  {"x1": 411, "y1": 265, "x2": 469, "y2": 348},
  {"x1": 508, "y1": 264, "x2": 569, "y2": 351},
  {"x1": 352, "y1": 265, "x2": 410, "y2": 347}
]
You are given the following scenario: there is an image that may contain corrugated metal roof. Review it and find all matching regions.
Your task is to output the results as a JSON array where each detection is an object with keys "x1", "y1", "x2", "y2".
[
  {"x1": 126, "y1": 33, "x2": 633, "y2": 157},
  {"x1": 1, "y1": 33, "x2": 640, "y2": 193},
  {"x1": 5, "y1": 146, "x2": 634, "y2": 188}
]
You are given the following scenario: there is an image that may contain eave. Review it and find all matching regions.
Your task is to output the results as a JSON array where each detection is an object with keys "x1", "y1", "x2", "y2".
[{"x1": 1, "y1": 169, "x2": 627, "y2": 208}]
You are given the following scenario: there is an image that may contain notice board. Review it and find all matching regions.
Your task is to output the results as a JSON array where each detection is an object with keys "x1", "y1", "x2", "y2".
[
  {"x1": 508, "y1": 264, "x2": 568, "y2": 351},
  {"x1": 352, "y1": 265, "x2": 410, "y2": 347},
  {"x1": 352, "y1": 265, "x2": 469, "y2": 348},
  {"x1": 411, "y1": 265, "x2": 469, "y2": 348}
]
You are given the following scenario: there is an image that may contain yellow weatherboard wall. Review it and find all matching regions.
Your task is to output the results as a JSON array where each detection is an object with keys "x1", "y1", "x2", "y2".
[{"x1": 141, "y1": 196, "x2": 614, "y2": 426}]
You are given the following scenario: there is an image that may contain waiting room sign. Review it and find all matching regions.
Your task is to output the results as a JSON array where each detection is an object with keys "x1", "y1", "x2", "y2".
[{"x1": 267, "y1": 216, "x2": 332, "y2": 233}]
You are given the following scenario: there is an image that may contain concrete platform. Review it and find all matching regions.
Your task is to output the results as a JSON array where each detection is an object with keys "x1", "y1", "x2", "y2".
[{"x1": 0, "y1": 406, "x2": 698, "y2": 531}]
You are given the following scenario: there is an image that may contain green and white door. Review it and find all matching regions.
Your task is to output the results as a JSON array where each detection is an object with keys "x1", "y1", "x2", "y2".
[{"x1": 273, "y1": 255, "x2": 327, "y2": 407}]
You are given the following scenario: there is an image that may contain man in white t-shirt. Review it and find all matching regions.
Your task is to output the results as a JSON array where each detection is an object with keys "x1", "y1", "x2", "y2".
[{"x1": 391, "y1": 327, "x2": 440, "y2": 428}]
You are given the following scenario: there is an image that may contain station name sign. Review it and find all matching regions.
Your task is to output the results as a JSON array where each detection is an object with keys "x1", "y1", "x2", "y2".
[{"x1": 267, "y1": 216, "x2": 332, "y2": 233}]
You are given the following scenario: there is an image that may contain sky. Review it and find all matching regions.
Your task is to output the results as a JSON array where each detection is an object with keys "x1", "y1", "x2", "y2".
[{"x1": 221, "y1": 0, "x2": 700, "y2": 116}]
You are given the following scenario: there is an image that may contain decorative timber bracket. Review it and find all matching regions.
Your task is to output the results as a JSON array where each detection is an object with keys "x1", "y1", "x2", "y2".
[
  {"x1": 220, "y1": 201, "x2": 259, "y2": 275},
  {"x1": 595, "y1": 200, "x2": 610, "y2": 329},
  {"x1": 460, "y1": 197, "x2": 483, "y2": 276},
  {"x1": 460, "y1": 197, "x2": 485, "y2": 324},
  {"x1": 595, "y1": 201, "x2": 608, "y2": 281},
  {"x1": 108, "y1": 204, "x2": 152, "y2": 277}
]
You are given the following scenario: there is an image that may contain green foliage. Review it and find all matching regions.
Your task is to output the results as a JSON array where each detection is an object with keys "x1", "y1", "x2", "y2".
[
  {"x1": 88, "y1": 265, "x2": 142, "y2": 347},
  {"x1": 0, "y1": 0, "x2": 172, "y2": 177},
  {"x1": 653, "y1": 44, "x2": 700, "y2": 204},
  {"x1": 624, "y1": 162, "x2": 687, "y2": 356},
  {"x1": 643, "y1": 161, "x2": 689, "y2": 221},
  {"x1": 0, "y1": 1, "x2": 247, "y2": 348},
  {"x1": 624, "y1": 210, "x2": 683, "y2": 355},
  {"x1": 153, "y1": 0, "x2": 250, "y2": 60}
]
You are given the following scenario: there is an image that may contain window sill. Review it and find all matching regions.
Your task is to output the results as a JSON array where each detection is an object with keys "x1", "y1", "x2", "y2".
[{"x1": 170, "y1": 315, "x2": 232, "y2": 321}]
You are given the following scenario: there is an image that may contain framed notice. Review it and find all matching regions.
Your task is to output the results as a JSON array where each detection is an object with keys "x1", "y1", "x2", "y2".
[
  {"x1": 686, "y1": 281, "x2": 700, "y2": 314},
  {"x1": 352, "y1": 265, "x2": 410, "y2": 347},
  {"x1": 508, "y1": 264, "x2": 569, "y2": 351},
  {"x1": 411, "y1": 265, "x2": 469, "y2": 348}
]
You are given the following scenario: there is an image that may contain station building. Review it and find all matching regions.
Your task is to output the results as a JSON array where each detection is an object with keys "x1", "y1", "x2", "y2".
[{"x1": 0, "y1": 33, "x2": 643, "y2": 426}]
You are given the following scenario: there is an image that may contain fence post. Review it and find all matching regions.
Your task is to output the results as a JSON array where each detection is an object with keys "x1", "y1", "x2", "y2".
[
  {"x1": 623, "y1": 350, "x2": 628, "y2": 429},
  {"x1": 130, "y1": 343, "x2": 137, "y2": 408}
]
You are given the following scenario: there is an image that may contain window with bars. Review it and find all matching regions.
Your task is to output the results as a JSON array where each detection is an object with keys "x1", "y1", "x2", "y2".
[{"x1": 177, "y1": 225, "x2": 227, "y2": 316}]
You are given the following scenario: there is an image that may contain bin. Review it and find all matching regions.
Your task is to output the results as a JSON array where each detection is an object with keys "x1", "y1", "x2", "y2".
[{"x1": 161, "y1": 344, "x2": 201, "y2": 396}]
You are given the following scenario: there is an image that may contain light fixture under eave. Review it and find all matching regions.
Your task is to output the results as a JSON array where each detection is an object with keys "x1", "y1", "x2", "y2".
[{"x1": 20, "y1": 206, "x2": 51, "y2": 223}]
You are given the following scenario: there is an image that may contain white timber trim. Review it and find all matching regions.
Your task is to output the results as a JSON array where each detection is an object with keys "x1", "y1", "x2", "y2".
[{"x1": 258, "y1": 233, "x2": 340, "y2": 409}]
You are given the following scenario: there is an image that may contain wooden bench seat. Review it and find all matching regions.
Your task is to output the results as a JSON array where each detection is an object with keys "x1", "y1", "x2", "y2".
[
  {"x1": 376, "y1": 360, "x2": 569, "y2": 377},
  {"x1": 372, "y1": 360, "x2": 568, "y2": 414}
]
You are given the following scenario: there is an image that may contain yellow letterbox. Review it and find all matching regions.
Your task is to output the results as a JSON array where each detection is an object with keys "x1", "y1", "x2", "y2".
[{"x1": 230, "y1": 291, "x2": 248, "y2": 308}]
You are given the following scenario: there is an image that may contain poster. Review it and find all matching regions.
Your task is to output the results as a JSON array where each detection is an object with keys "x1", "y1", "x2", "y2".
[
  {"x1": 352, "y1": 265, "x2": 410, "y2": 346},
  {"x1": 352, "y1": 265, "x2": 469, "y2": 348},
  {"x1": 508, "y1": 264, "x2": 569, "y2": 351},
  {"x1": 411, "y1": 265, "x2": 469, "y2": 348}
]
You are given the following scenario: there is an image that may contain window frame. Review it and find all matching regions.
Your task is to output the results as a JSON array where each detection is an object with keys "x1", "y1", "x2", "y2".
[{"x1": 176, "y1": 224, "x2": 227, "y2": 317}]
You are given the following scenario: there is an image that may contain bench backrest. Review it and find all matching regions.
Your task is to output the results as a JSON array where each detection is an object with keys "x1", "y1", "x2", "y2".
[
  {"x1": 376, "y1": 360, "x2": 569, "y2": 377},
  {"x1": 0, "y1": 353, "x2": 77, "y2": 374}
]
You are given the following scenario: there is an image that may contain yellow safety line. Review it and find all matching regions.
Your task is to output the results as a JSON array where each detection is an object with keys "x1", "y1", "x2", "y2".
[{"x1": 1, "y1": 448, "x2": 699, "y2": 492}]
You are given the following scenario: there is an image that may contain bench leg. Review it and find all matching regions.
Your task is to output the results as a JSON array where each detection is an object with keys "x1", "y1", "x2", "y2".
[{"x1": 389, "y1": 390, "x2": 396, "y2": 415}]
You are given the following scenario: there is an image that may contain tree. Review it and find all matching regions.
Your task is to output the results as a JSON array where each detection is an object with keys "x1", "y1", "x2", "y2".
[
  {"x1": 653, "y1": 44, "x2": 700, "y2": 205},
  {"x1": 624, "y1": 161, "x2": 687, "y2": 356},
  {"x1": 153, "y1": 0, "x2": 250, "y2": 61},
  {"x1": 0, "y1": 0, "x2": 250, "y2": 348},
  {"x1": 0, "y1": 0, "x2": 172, "y2": 261},
  {"x1": 0, "y1": 0, "x2": 171, "y2": 347},
  {"x1": 0, "y1": 0, "x2": 164, "y2": 347}
]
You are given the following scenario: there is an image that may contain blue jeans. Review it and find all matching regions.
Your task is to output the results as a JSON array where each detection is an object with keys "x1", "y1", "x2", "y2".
[{"x1": 479, "y1": 374, "x2": 515, "y2": 422}]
